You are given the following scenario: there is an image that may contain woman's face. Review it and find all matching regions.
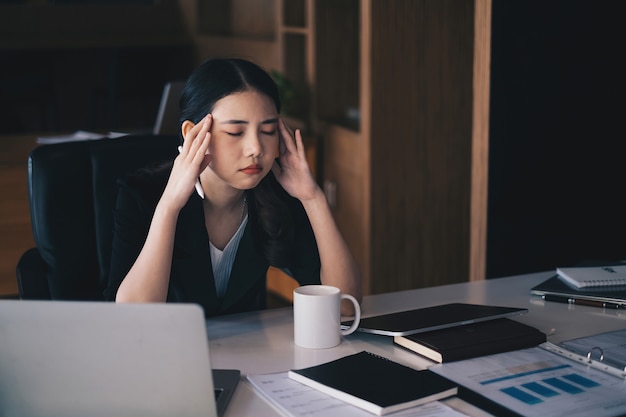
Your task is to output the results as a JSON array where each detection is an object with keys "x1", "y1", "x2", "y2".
[{"x1": 203, "y1": 89, "x2": 279, "y2": 190}]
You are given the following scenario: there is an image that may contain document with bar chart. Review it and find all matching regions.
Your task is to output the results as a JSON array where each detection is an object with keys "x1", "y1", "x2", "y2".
[{"x1": 430, "y1": 346, "x2": 626, "y2": 417}]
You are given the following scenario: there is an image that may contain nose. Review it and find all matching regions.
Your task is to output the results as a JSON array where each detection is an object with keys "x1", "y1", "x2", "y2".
[{"x1": 244, "y1": 132, "x2": 263, "y2": 158}]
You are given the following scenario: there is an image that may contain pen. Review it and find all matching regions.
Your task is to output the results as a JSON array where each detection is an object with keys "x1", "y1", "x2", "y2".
[
  {"x1": 177, "y1": 146, "x2": 205, "y2": 199},
  {"x1": 542, "y1": 294, "x2": 624, "y2": 309}
]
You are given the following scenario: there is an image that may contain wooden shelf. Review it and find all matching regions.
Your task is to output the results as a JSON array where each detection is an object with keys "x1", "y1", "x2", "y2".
[
  {"x1": 197, "y1": 0, "x2": 276, "y2": 40},
  {"x1": 318, "y1": 0, "x2": 491, "y2": 295}
]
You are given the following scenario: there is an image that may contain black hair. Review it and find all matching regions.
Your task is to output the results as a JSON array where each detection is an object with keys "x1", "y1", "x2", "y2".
[
  {"x1": 179, "y1": 58, "x2": 281, "y2": 128},
  {"x1": 179, "y1": 58, "x2": 294, "y2": 266}
]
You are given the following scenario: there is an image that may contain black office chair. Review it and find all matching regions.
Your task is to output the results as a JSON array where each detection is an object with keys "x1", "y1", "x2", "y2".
[{"x1": 16, "y1": 134, "x2": 180, "y2": 300}]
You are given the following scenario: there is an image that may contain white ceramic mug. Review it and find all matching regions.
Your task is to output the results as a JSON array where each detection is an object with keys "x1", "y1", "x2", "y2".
[{"x1": 293, "y1": 285, "x2": 361, "y2": 349}]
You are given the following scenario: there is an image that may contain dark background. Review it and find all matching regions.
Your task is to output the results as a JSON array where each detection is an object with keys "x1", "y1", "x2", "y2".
[
  {"x1": 0, "y1": 46, "x2": 192, "y2": 134},
  {"x1": 487, "y1": 0, "x2": 626, "y2": 278}
]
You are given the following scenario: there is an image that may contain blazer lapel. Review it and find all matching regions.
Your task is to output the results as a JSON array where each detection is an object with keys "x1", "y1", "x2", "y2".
[{"x1": 172, "y1": 195, "x2": 219, "y2": 309}]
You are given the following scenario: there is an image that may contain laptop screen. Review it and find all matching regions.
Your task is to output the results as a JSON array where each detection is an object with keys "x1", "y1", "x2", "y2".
[{"x1": 0, "y1": 300, "x2": 238, "y2": 417}]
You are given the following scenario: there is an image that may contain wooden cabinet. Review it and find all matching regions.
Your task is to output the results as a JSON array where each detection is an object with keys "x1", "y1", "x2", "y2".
[{"x1": 316, "y1": 0, "x2": 492, "y2": 295}]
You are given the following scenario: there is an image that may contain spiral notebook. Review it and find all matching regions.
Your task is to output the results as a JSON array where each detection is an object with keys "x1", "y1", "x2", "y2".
[{"x1": 557, "y1": 265, "x2": 626, "y2": 289}]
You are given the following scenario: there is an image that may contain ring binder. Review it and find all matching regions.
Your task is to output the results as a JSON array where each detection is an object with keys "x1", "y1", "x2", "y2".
[
  {"x1": 548, "y1": 328, "x2": 626, "y2": 379},
  {"x1": 587, "y1": 346, "x2": 604, "y2": 362},
  {"x1": 541, "y1": 342, "x2": 626, "y2": 379}
]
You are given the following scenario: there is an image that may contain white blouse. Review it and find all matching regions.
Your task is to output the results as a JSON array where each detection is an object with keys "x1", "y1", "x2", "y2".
[{"x1": 209, "y1": 214, "x2": 248, "y2": 298}]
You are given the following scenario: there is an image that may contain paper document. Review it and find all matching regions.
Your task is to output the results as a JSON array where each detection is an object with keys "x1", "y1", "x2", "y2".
[
  {"x1": 246, "y1": 372, "x2": 468, "y2": 417},
  {"x1": 37, "y1": 130, "x2": 128, "y2": 144},
  {"x1": 430, "y1": 346, "x2": 626, "y2": 417}
]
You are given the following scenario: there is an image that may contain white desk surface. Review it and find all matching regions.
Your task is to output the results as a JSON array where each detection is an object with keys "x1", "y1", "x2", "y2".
[{"x1": 207, "y1": 271, "x2": 626, "y2": 416}]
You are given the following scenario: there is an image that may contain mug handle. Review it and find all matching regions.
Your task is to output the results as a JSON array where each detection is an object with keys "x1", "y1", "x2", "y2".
[{"x1": 340, "y1": 294, "x2": 361, "y2": 336}]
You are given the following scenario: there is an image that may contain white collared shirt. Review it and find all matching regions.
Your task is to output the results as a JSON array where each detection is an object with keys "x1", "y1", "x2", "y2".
[{"x1": 209, "y1": 214, "x2": 248, "y2": 298}]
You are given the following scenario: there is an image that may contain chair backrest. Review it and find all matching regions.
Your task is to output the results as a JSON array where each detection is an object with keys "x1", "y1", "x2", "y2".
[{"x1": 19, "y1": 134, "x2": 179, "y2": 300}]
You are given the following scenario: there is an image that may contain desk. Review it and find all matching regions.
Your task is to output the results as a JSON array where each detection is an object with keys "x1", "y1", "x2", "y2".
[{"x1": 207, "y1": 271, "x2": 626, "y2": 417}]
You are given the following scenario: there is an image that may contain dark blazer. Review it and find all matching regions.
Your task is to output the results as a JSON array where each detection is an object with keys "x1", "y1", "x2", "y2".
[{"x1": 105, "y1": 170, "x2": 321, "y2": 317}]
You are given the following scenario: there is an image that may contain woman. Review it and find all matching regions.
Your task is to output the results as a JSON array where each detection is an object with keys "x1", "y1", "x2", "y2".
[{"x1": 105, "y1": 58, "x2": 361, "y2": 317}]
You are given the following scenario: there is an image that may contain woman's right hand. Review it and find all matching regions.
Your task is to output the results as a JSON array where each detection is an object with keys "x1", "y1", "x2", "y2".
[
  {"x1": 116, "y1": 116, "x2": 212, "y2": 304},
  {"x1": 161, "y1": 114, "x2": 212, "y2": 211}
]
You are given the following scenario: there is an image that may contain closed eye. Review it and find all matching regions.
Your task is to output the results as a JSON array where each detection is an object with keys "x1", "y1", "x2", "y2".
[
  {"x1": 262, "y1": 130, "x2": 277, "y2": 135},
  {"x1": 226, "y1": 131, "x2": 244, "y2": 137}
]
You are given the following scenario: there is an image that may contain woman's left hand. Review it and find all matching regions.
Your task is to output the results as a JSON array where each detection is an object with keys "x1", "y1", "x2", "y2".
[
  {"x1": 272, "y1": 118, "x2": 320, "y2": 201},
  {"x1": 274, "y1": 120, "x2": 363, "y2": 307}
]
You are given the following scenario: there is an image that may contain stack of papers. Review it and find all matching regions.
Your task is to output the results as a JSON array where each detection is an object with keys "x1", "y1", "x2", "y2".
[{"x1": 431, "y1": 344, "x2": 626, "y2": 417}]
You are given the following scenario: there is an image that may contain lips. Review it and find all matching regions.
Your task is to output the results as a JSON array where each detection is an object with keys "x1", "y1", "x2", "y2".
[{"x1": 240, "y1": 165, "x2": 262, "y2": 175}]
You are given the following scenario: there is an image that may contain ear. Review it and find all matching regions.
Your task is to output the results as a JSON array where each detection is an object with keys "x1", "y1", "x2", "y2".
[{"x1": 181, "y1": 120, "x2": 195, "y2": 141}]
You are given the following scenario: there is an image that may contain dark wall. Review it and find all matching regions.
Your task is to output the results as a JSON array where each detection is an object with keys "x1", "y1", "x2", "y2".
[
  {"x1": 0, "y1": 1, "x2": 193, "y2": 134},
  {"x1": 0, "y1": 46, "x2": 192, "y2": 134},
  {"x1": 487, "y1": 0, "x2": 626, "y2": 278}
]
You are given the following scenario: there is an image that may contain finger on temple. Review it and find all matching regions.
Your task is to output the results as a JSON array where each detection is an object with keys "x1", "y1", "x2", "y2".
[
  {"x1": 279, "y1": 124, "x2": 296, "y2": 154},
  {"x1": 294, "y1": 129, "x2": 306, "y2": 156}
]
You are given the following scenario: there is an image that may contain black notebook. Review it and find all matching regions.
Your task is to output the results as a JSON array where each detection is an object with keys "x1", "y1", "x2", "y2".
[
  {"x1": 394, "y1": 318, "x2": 547, "y2": 363},
  {"x1": 288, "y1": 351, "x2": 458, "y2": 416}
]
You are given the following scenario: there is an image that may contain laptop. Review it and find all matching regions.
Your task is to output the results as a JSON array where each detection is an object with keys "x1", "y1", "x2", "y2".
[
  {"x1": 0, "y1": 300, "x2": 239, "y2": 417},
  {"x1": 153, "y1": 80, "x2": 185, "y2": 135},
  {"x1": 341, "y1": 302, "x2": 528, "y2": 336},
  {"x1": 530, "y1": 274, "x2": 626, "y2": 308}
]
